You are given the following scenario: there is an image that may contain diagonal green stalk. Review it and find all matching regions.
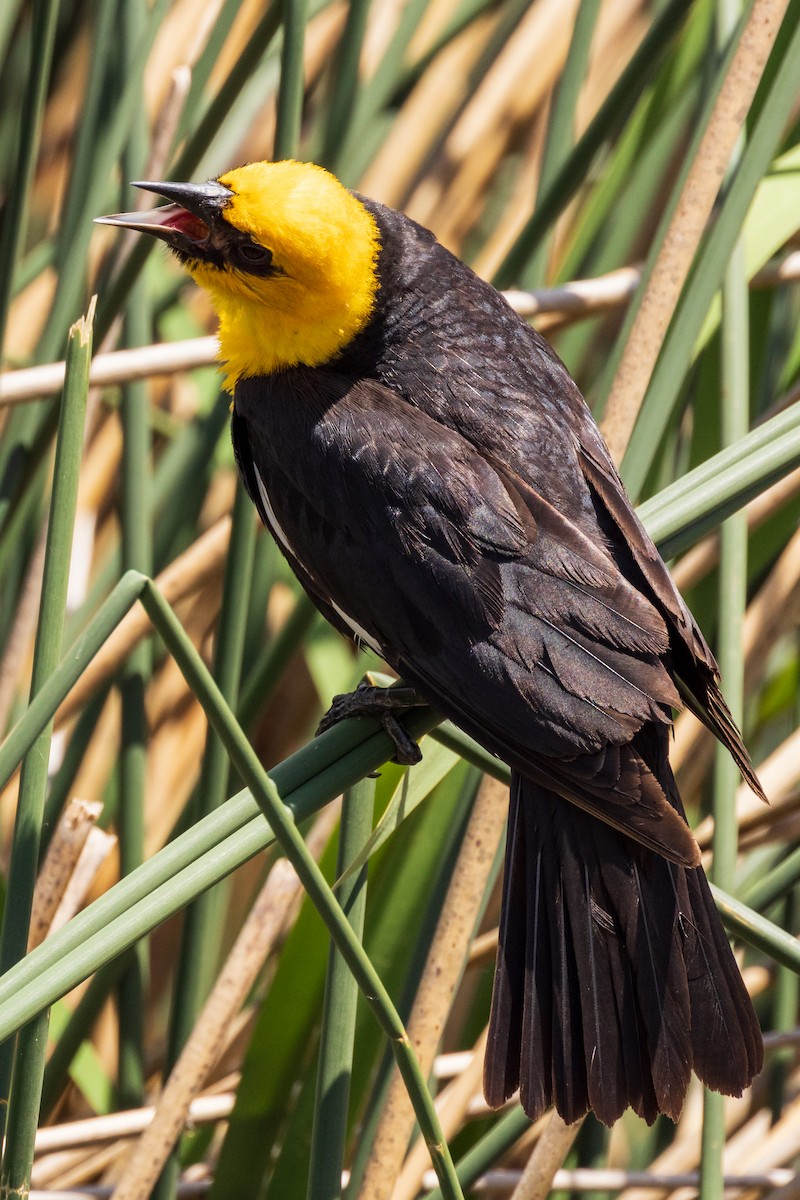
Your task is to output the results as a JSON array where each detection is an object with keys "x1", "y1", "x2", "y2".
[
  {"x1": 638, "y1": 398, "x2": 800, "y2": 558},
  {"x1": 0, "y1": 572, "x2": 145, "y2": 794},
  {"x1": 425, "y1": 1105, "x2": 532, "y2": 1200},
  {"x1": 0, "y1": 304, "x2": 93, "y2": 1188},
  {"x1": 155, "y1": 484, "x2": 257, "y2": 1200},
  {"x1": 492, "y1": 0, "x2": 694, "y2": 287},
  {"x1": 616, "y1": 2, "x2": 800, "y2": 499},
  {"x1": 135, "y1": 582, "x2": 464, "y2": 1196},
  {"x1": 522, "y1": 0, "x2": 601, "y2": 287},
  {"x1": 711, "y1": 885, "x2": 800, "y2": 972},
  {"x1": 308, "y1": 777, "x2": 375, "y2": 1200}
]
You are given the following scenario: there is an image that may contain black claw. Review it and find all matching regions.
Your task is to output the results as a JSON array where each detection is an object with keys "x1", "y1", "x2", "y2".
[{"x1": 316, "y1": 682, "x2": 423, "y2": 764}]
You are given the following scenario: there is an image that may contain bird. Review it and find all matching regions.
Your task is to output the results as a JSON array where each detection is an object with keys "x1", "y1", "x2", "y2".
[{"x1": 98, "y1": 159, "x2": 764, "y2": 1127}]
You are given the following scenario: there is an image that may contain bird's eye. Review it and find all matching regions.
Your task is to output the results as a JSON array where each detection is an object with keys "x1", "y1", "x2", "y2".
[{"x1": 236, "y1": 241, "x2": 273, "y2": 270}]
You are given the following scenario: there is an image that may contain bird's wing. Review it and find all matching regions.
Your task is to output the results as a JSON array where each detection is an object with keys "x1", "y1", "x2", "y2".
[
  {"x1": 574, "y1": 438, "x2": 765, "y2": 803},
  {"x1": 234, "y1": 370, "x2": 701, "y2": 863}
]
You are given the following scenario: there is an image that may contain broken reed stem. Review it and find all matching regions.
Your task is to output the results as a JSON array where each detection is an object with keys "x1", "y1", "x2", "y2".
[{"x1": 110, "y1": 804, "x2": 340, "y2": 1200}]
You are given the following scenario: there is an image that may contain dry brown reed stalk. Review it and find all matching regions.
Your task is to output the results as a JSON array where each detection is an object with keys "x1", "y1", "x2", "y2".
[
  {"x1": 0, "y1": 339, "x2": 218, "y2": 405},
  {"x1": 600, "y1": 0, "x2": 791, "y2": 461},
  {"x1": 510, "y1": 1111, "x2": 583, "y2": 1200},
  {"x1": 393, "y1": 1027, "x2": 488, "y2": 1200},
  {"x1": 29, "y1": 797, "x2": 103, "y2": 950},
  {"x1": 109, "y1": 804, "x2": 340, "y2": 1200},
  {"x1": 407, "y1": 0, "x2": 581, "y2": 248},
  {"x1": 39, "y1": 1146, "x2": 123, "y2": 1191},
  {"x1": 50, "y1": 825, "x2": 117, "y2": 936},
  {"x1": 359, "y1": 13, "x2": 496, "y2": 210},
  {"x1": 33, "y1": 1093, "x2": 234, "y2": 1163},
  {"x1": 357, "y1": 774, "x2": 509, "y2": 1200},
  {"x1": 6, "y1": 254, "x2": 800, "y2": 404}
]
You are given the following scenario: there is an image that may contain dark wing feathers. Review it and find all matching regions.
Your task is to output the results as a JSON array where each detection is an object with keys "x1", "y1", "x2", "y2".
[
  {"x1": 576, "y1": 443, "x2": 766, "y2": 804},
  {"x1": 234, "y1": 369, "x2": 710, "y2": 865}
]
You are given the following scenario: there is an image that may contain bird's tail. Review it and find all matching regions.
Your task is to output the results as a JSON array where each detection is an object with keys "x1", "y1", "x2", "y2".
[{"x1": 483, "y1": 771, "x2": 763, "y2": 1127}]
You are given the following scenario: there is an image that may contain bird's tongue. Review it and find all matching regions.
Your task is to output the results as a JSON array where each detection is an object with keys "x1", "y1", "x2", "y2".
[{"x1": 156, "y1": 206, "x2": 209, "y2": 241}]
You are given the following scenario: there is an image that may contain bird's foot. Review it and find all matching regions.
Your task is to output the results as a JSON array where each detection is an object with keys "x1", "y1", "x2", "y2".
[{"x1": 316, "y1": 680, "x2": 423, "y2": 765}]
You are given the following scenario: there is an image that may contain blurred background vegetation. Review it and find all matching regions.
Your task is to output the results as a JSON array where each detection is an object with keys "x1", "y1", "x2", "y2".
[{"x1": 0, "y1": 0, "x2": 799, "y2": 1196}]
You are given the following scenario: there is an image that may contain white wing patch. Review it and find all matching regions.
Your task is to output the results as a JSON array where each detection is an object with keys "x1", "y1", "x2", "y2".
[
  {"x1": 253, "y1": 466, "x2": 385, "y2": 658},
  {"x1": 254, "y1": 465, "x2": 295, "y2": 558},
  {"x1": 330, "y1": 600, "x2": 385, "y2": 657}
]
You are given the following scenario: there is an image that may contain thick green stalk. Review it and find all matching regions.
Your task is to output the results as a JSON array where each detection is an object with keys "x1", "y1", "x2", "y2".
[
  {"x1": 275, "y1": 0, "x2": 309, "y2": 160},
  {"x1": 0, "y1": 305, "x2": 92, "y2": 1187},
  {"x1": 0, "y1": 702, "x2": 440, "y2": 1040},
  {"x1": 701, "y1": 0, "x2": 750, "y2": 1181},
  {"x1": 308, "y1": 777, "x2": 375, "y2": 1200},
  {"x1": 0, "y1": 1015, "x2": 49, "y2": 1198},
  {"x1": 117, "y1": 0, "x2": 153, "y2": 1112},
  {"x1": 319, "y1": 0, "x2": 372, "y2": 169}
]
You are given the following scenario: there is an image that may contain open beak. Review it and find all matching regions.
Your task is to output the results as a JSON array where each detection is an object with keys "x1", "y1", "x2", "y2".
[{"x1": 95, "y1": 179, "x2": 233, "y2": 250}]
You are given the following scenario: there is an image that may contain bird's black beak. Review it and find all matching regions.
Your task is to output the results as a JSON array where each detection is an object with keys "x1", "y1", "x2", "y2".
[{"x1": 95, "y1": 179, "x2": 233, "y2": 252}]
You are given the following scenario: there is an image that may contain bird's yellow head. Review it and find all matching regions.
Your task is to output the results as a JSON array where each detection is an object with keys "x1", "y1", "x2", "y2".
[{"x1": 98, "y1": 160, "x2": 381, "y2": 387}]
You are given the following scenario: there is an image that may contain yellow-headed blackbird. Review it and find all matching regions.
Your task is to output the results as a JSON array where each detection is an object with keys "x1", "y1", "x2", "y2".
[{"x1": 100, "y1": 160, "x2": 764, "y2": 1126}]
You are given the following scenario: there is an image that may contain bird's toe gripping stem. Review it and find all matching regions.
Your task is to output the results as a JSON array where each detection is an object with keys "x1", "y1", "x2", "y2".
[{"x1": 316, "y1": 680, "x2": 423, "y2": 765}]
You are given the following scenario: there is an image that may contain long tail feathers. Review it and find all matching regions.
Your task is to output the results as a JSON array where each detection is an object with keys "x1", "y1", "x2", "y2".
[{"x1": 484, "y1": 772, "x2": 763, "y2": 1127}]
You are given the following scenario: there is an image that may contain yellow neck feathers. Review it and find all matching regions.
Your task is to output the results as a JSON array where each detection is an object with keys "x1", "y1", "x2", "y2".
[{"x1": 187, "y1": 161, "x2": 381, "y2": 386}]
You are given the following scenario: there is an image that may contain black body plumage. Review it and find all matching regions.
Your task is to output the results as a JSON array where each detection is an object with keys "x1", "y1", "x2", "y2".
[{"x1": 231, "y1": 199, "x2": 763, "y2": 1125}]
